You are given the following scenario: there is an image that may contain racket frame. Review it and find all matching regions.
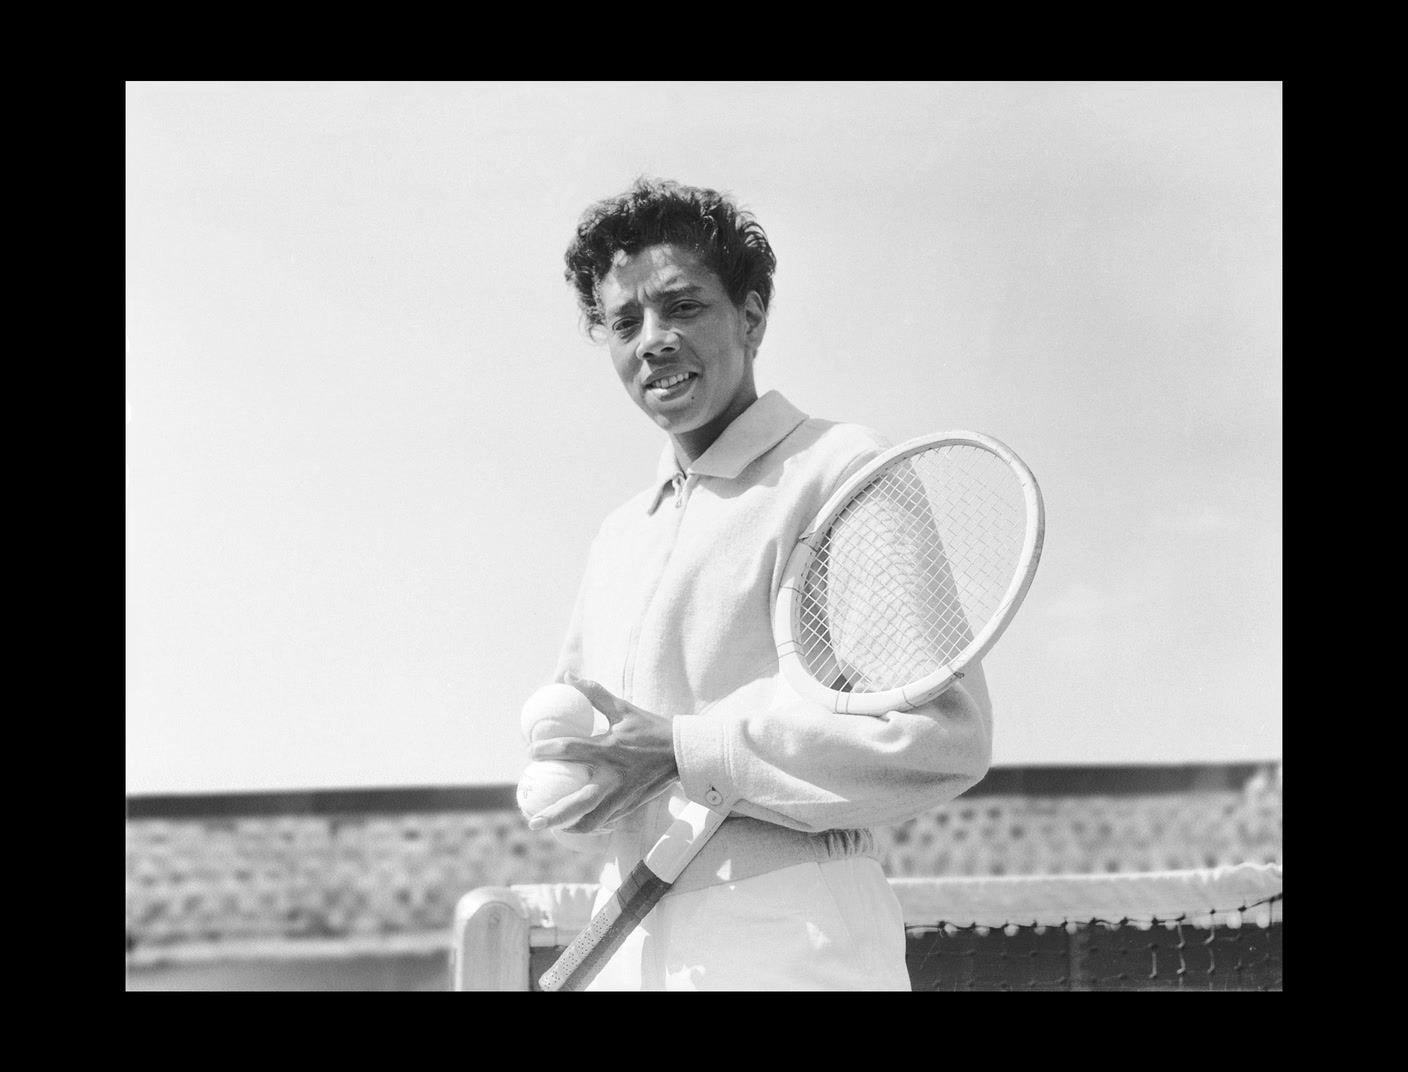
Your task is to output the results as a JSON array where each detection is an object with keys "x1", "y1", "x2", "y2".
[{"x1": 773, "y1": 430, "x2": 1045, "y2": 715}]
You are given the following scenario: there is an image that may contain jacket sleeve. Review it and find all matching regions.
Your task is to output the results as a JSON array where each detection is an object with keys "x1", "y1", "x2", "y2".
[{"x1": 672, "y1": 662, "x2": 992, "y2": 833}]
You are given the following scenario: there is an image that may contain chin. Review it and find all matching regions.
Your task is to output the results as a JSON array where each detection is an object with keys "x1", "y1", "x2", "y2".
[{"x1": 641, "y1": 399, "x2": 707, "y2": 431}]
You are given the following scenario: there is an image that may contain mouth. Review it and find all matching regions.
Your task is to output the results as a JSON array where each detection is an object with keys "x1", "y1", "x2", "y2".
[{"x1": 643, "y1": 371, "x2": 698, "y2": 398}]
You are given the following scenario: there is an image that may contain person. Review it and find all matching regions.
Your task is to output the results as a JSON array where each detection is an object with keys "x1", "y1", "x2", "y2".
[{"x1": 526, "y1": 178, "x2": 993, "y2": 990}]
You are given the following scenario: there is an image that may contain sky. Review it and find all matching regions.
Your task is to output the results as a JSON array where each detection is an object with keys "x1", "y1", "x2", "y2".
[{"x1": 125, "y1": 81, "x2": 1282, "y2": 794}]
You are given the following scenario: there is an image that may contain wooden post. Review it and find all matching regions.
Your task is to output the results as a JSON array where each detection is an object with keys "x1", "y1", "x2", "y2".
[{"x1": 451, "y1": 887, "x2": 530, "y2": 991}]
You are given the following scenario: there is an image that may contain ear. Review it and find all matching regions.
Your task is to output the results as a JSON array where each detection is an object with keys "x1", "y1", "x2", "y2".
[{"x1": 741, "y1": 291, "x2": 767, "y2": 354}]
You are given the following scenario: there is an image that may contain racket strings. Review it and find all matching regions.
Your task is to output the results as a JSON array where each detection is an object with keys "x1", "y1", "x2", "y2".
[{"x1": 795, "y1": 445, "x2": 1027, "y2": 694}]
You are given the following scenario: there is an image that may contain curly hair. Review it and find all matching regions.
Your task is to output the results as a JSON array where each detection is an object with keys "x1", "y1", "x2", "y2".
[{"x1": 564, "y1": 178, "x2": 777, "y2": 331}]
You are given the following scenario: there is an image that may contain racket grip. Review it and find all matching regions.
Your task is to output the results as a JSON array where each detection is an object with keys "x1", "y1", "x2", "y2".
[{"x1": 538, "y1": 862, "x2": 670, "y2": 992}]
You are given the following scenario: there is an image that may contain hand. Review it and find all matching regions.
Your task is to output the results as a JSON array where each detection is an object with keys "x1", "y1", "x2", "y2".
[{"x1": 526, "y1": 673, "x2": 679, "y2": 834}]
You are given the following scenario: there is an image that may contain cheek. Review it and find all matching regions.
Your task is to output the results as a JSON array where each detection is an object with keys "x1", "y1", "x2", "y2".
[{"x1": 608, "y1": 347, "x2": 638, "y2": 386}]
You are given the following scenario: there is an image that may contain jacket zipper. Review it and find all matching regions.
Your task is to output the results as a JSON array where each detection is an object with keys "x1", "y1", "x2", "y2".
[{"x1": 622, "y1": 472, "x2": 693, "y2": 698}]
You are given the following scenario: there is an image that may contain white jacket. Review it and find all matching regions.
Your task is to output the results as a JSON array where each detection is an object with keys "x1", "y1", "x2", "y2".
[{"x1": 553, "y1": 391, "x2": 992, "y2": 897}]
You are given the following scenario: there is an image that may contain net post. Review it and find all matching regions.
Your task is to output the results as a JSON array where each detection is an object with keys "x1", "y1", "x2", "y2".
[{"x1": 451, "y1": 887, "x2": 531, "y2": 992}]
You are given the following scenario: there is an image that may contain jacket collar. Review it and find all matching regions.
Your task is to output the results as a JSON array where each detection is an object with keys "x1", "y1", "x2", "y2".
[{"x1": 646, "y1": 390, "x2": 808, "y2": 514}]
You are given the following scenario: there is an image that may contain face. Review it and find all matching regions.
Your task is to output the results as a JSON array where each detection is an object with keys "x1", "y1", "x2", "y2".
[{"x1": 597, "y1": 244, "x2": 766, "y2": 464}]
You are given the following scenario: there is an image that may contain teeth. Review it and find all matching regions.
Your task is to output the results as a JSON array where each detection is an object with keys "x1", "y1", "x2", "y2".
[{"x1": 650, "y1": 373, "x2": 693, "y2": 390}]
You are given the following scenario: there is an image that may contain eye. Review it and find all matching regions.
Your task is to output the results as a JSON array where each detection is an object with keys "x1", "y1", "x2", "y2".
[
  {"x1": 671, "y1": 300, "x2": 703, "y2": 317},
  {"x1": 611, "y1": 318, "x2": 639, "y2": 338}
]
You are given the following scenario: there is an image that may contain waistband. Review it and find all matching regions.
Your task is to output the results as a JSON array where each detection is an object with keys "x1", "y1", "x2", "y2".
[
  {"x1": 665, "y1": 815, "x2": 879, "y2": 897},
  {"x1": 592, "y1": 785, "x2": 882, "y2": 900}
]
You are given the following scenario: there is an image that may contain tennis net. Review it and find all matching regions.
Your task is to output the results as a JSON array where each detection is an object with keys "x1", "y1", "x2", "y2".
[{"x1": 452, "y1": 863, "x2": 1281, "y2": 991}]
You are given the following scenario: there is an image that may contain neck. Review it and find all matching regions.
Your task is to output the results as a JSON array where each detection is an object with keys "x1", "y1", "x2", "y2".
[{"x1": 670, "y1": 384, "x2": 759, "y2": 468}]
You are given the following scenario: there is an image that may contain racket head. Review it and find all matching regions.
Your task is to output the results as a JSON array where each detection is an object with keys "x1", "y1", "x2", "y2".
[{"x1": 774, "y1": 431, "x2": 1044, "y2": 715}]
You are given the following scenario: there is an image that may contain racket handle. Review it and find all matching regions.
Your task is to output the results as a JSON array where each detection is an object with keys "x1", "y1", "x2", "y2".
[
  {"x1": 538, "y1": 862, "x2": 670, "y2": 991},
  {"x1": 538, "y1": 800, "x2": 727, "y2": 992}
]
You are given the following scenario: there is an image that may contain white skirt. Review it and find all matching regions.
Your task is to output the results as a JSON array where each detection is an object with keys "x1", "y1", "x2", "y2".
[{"x1": 585, "y1": 856, "x2": 911, "y2": 991}]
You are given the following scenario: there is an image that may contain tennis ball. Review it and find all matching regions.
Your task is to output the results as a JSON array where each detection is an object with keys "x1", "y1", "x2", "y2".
[
  {"x1": 520, "y1": 683, "x2": 596, "y2": 743},
  {"x1": 516, "y1": 760, "x2": 591, "y2": 819}
]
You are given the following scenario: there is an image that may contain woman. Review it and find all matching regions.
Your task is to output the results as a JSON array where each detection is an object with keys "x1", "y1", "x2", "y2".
[{"x1": 527, "y1": 178, "x2": 992, "y2": 990}]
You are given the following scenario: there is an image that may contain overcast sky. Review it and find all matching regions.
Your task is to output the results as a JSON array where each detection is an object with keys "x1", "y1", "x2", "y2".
[{"x1": 125, "y1": 81, "x2": 1282, "y2": 794}]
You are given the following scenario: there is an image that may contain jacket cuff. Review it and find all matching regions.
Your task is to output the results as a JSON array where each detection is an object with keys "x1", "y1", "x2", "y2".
[{"x1": 674, "y1": 707, "x2": 736, "y2": 812}]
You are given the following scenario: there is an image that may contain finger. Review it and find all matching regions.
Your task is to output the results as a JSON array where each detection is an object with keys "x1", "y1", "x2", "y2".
[
  {"x1": 529, "y1": 737, "x2": 600, "y2": 763},
  {"x1": 562, "y1": 812, "x2": 616, "y2": 837},
  {"x1": 528, "y1": 782, "x2": 607, "y2": 831},
  {"x1": 565, "y1": 675, "x2": 628, "y2": 725}
]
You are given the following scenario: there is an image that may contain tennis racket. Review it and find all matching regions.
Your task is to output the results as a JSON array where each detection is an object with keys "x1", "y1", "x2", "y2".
[{"x1": 538, "y1": 430, "x2": 1045, "y2": 991}]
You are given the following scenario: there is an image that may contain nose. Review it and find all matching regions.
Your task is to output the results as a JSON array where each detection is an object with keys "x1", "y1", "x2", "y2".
[{"x1": 636, "y1": 309, "x2": 679, "y2": 361}]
